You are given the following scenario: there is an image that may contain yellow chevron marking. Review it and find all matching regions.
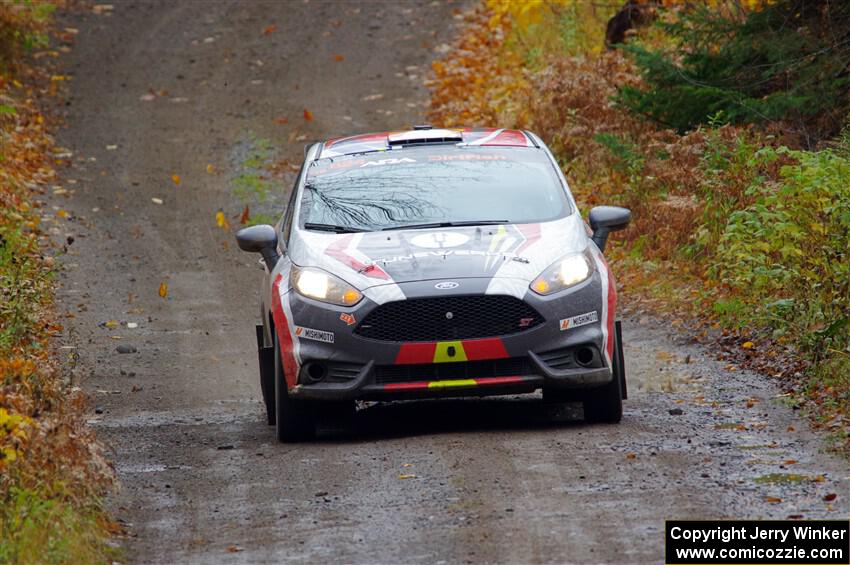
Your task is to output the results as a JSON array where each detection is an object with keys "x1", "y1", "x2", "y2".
[
  {"x1": 432, "y1": 341, "x2": 468, "y2": 363},
  {"x1": 427, "y1": 379, "x2": 477, "y2": 389},
  {"x1": 488, "y1": 224, "x2": 507, "y2": 253},
  {"x1": 485, "y1": 224, "x2": 508, "y2": 270}
]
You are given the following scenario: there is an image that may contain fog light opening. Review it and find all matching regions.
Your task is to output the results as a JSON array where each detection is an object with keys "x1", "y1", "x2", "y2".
[
  {"x1": 575, "y1": 347, "x2": 595, "y2": 367},
  {"x1": 305, "y1": 362, "x2": 327, "y2": 383}
]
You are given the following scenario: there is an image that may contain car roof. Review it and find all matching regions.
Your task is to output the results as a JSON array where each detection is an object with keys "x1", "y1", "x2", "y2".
[{"x1": 320, "y1": 127, "x2": 537, "y2": 158}]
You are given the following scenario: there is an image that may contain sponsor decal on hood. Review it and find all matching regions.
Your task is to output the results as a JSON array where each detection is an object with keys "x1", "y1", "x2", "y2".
[{"x1": 291, "y1": 215, "x2": 587, "y2": 290}]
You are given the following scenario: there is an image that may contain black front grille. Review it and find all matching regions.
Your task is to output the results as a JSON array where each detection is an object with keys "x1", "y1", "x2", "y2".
[
  {"x1": 374, "y1": 357, "x2": 533, "y2": 384},
  {"x1": 354, "y1": 295, "x2": 544, "y2": 342}
]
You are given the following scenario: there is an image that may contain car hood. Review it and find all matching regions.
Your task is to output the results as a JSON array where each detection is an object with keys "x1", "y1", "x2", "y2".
[{"x1": 289, "y1": 214, "x2": 589, "y2": 290}]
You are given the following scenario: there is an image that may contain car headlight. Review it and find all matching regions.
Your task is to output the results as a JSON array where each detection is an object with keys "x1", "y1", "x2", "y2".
[
  {"x1": 291, "y1": 266, "x2": 363, "y2": 306},
  {"x1": 530, "y1": 250, "x2": 593, "y2": 295}
]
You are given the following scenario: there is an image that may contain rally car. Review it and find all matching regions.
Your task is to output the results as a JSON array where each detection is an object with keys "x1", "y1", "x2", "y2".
[{"x1": 236, "y1": 126, "x2": 631, "y2": 442}]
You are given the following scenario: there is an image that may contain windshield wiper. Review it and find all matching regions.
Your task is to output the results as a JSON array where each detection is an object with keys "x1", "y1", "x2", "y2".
[
  {"x1": 303, "y1": 222, "x2": 366, "y2": 233},
  {"x1": 381, "y1": 220, "x2": 510, "y2": 231}
]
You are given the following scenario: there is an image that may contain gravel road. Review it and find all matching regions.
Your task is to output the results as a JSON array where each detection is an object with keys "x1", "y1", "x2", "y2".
[{"x1": 50, "y1": 1, "x2": 848, "y2": 563}]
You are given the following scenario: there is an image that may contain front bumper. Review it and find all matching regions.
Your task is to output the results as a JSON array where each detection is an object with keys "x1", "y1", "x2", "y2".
[
  {"x1": 289, "y1": 357, "x2": 611, "y2": 401},
  {"x1": 283, "y1": 275, "x2": 612, "y2": 401}
]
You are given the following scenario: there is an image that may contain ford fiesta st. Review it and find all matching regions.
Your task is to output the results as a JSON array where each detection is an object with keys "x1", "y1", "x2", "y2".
[{"x1": 236, "y1": 126, "x2": 631, "y2": 442}]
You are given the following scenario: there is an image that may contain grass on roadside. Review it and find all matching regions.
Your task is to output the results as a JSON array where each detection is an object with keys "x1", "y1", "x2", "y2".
[{"x1": 0, "y1": 2, "x2": 116, "y2": 562}]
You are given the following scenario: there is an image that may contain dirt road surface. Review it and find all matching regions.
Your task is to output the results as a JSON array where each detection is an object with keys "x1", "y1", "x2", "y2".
[{"x1": 50, "y1": 1, "x2": 848, "y2": 563}]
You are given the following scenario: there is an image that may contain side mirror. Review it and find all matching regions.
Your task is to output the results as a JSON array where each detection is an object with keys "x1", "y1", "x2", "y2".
[
  {"x1": 588, "y1": 206, "x2": 631, "y2": 253},
  {"x1": 236, "y1": 224, "x2": 280, "y2": 269}
]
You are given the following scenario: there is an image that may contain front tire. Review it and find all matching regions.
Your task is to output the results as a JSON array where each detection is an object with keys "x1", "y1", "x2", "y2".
[
  {"x1": 583, "y1": 329, "x2": 624, "y2": 423},
  {"x1": 273, "y1": 332, "x2": 316, "y2": 442},
  {"x1": 256, "y1": 325, "x2": 275, "y2": 425}
]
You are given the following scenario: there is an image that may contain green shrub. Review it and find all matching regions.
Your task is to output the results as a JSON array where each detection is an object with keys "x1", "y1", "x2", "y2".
[
  {"x1": 0, "y1": 2, "x2": 56, "y2": 71},
  {"x1": 713, "y1": 146, "x2": 850, "y2": 355},
  {"x1": 0, "y1": 486, "x2": 116, "y2": 564},
  {"x1": 0, "y1": 222, "x2": 51, "y2": 350}
]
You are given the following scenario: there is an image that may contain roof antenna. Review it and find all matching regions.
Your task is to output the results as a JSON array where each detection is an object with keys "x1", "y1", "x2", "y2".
[{"x1": 412, "y1": 124, "x2": 432, "y2": 130}]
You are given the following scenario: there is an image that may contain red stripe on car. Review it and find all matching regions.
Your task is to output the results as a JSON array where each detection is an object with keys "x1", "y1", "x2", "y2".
[
  {"x1": 270, "y1": 274, "x2": 299, "y2": 389},
  {"x1": 515, "y1": 223, "x2": 541, "y2": 255},
  {"x1": 598, "y1": 254, "x2": 617, "y2": 361},
  {"x1": 383, "y1": 381, "x2": 430, "y2": 391},
  {"x1": 395, "y1": 342, "x2": 438, "y2": 365},
  {"x1": 476, "y1": 376, "x2": 525, "y2": 386},
  {"x1": 382, "y1": 376, "x2": 527, "y2": 392},
  {"x1": 324, "y1": 132, "x2": 389, "y2": 149},
  {"x1": 483, "y1": 129, "x2": 531, "y2": 147},
  {"x1": 325, "y1": 234, "x2": 390, "y2": 280},
  {"x1": 462, "y1": 338, "x2": 509, "y2": 361}
]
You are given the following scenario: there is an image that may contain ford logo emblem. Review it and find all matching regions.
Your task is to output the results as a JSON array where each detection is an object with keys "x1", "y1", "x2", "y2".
[{"x1": 434, "y1": 281, "x2": 459, "y2": 290}]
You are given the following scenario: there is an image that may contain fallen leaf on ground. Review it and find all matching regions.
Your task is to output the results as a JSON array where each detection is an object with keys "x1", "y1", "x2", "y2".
[
  {"x1": 239, "y1": 206, "x2": 250, "y2": 225},
  {"x1": 171, "y1": 174, "x2": 181, "y2": 186},
  {"x1": 227, "y1": 545, "x2": 243, "y2": 553},
  {"x1": 274, "y1": 116, "x2": 289, "y2": 125},
  {"x1": 303, "y1": 109, "x2": 313, "y2": 121},
  {"x1": 262, "y1": 25, "x2": 276, "y2": 35},
  {"x1": 398, "y1": 474, "x2": 416, "y2": 480},
  {"x1": 765, "y1": 496, "x2": 782, "y2": 504},
  {"x1": 333, "y1": 54, "x2": 345, "y2": 62},
  {"x1": 56, "y1": 209, "x2": 68, "y2": 218},
  {"x1": 158, "y1": 282, "x2": 168, "y2": 298},
  {"x1": 104, "y1": 320, "x2": 118, "y2": 328},
  {"x1": 626, "y1": 453, "x2": 637, "y2": 460},
  {"x1": 784, "y1": 459, "x2": 798, "y2": 465},
  {"x1": 742, "y1": 341, "x2": 754, "y2": 349},
  {"x1": 206, "y1": 164, "x2": 215, "y2": 174},
  {"x1": 215, "y1": 209, "x2": 230, "y2": 230},
  {"x1": 823, "y1": 493, "x2": 837, "y2": 502}
]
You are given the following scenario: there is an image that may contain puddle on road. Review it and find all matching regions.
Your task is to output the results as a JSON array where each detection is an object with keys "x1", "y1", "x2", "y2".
[
  {"x1": 630, "y1": 346, "x2": 698, "y2": 393},
  {"x1": 118, "y1": 463, "x2": 193, "y2": 474}
]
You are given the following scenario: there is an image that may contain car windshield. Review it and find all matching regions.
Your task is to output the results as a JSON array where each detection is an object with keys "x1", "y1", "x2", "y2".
[{"x1": 299, "y1": 146, "x2": 571, "y2": 232}]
